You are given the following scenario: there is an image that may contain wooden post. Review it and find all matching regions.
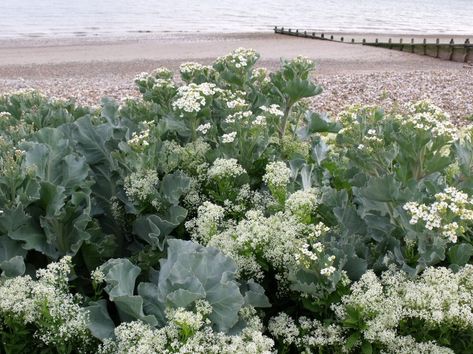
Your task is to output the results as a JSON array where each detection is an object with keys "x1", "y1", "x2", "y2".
[
  {"x1": 411, "y1": 38, "x2": 414, "y2": 53},
  {"x1": 436, "y1": 38, "x2": 440, "y2": 58},
  {"x1": 330, "y1": 35, "x2": 334, "y2": 40},
  {"x1": 321, "y1": 33, "x2": 325, "y2": 39},
  {"x1": 362, "y1": 38, "x2": 366, "y2": 45},
  {"x1": 400, "y1": 38, "x2": 403, "y2": 51},
  {"x1": 389, "y1": 38, "x2": 392, "y2": 49},
  {"x1": 304, "y1": 30, "x2": 307, "y2": 37},
  {"x1": 375, "y1": 38, "x2": 378, "y2": 44},
  {"x1": 448, "y1": 39, "x2": 454, "y2": 60},
  {"x1": 351, "y1": 38, "x2": 355, "y2": 43},
  {"x1": 341, "y1": 37, "x2": 344, "y2": 42},
  {"x1": 288, "y1": 28, "x2": 292, "y2": 34},
  {"x1": 465, "y1": 39, "x2": 471, "y2": 63},
  {"x1": 312, "y1": 32, "x2": 316, "y2": 38},
  {"x1": 423, "y1": 38, "x2": 427, "y2": 55},
  {"x1": 296, "y1": 29, "x2": 299, "y2": 36}
]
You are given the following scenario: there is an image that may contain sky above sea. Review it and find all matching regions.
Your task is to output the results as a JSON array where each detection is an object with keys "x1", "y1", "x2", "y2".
[{"x1": 0, "y1": 0, "x2": 472, "y2": 38}]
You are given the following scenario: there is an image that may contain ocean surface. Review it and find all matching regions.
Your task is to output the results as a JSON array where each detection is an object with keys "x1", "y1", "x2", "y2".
[{"x1": 0, "y1": 0, "x2": 472, "y2": 39}]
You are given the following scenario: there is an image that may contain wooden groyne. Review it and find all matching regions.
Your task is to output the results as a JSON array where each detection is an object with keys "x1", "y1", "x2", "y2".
[{"x1": 274, "y1": 26, "x2": 472, "y2": 63}]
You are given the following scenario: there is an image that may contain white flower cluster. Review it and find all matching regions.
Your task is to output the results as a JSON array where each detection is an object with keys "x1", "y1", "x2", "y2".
[
  {"x1": 215, "y1": 47, "x2": 259, "y2": 69},
  {"x1": 225, "y1": 110, "x2": 252, "y2": 124},
  {"x1": 166, "y1": 300, "x2": 212, "y2": 332},
  {"x1": 263, "y1": 161, "x2": 291, "y2": 188},
  {"x1": 268, "y1": 313, "x2": 344, "y2": 350},
  {"x1": 226, "y1": 97, "x2": 248, "y2": 110},
  {"x1": 151, "y1": 67, "x2": 173, "y2": 79},
  {"x1": 251, "y1": 68, "x2": 271, "y2": 86},
  {"x1": 294, "y1": 222, "x2": 337, "y2": 278},
  {"x1": 403, "y1": 186, "x2": 473, "y2": 243},
  {"x1": 134, "y1": 71, "x2": 150, "y2": 84},
  {"x1": 91, "y1": 268, "x2": 105, "y2": 285},
  {"x1": 0, "y1": 111, "x2": 12, "y2": 119},
  {"x1": 172, "y1": 83, "x2": 216, "y2": 114},
  {"x1": 206, "y1": 210, "x2": 311, "y2": 280},
  {"x1": 221, "y1": 131, "x2": 237, "y2": 143},
  {"x1": 196, "y1": 122, "x2": 211, "y2": 135},
  {"x1": 399, "y1": 112, "x2": 458, "y2": 140},
  {"x1": 0, "y1": 257, "x2": 91, "y2": 348},
  {"x1": 290, "y1": 55, "x2": 315, "y2": 67},
  {"x1": 207, "y1": 158, "x2": 245, "y2": 180},
  {"x1": 364, "y1": 128, "x2": 383, "y2": 143},
  {"x1": 180, "y1": 62, "x2": 211, "y2": 75},
  {"x1": 259, "y1": 104, "x2": 284, "y2": 117},
  {"x1": 253, "y1": 115, "x2": 266, "y2": 127},
  {"x1": 124, "y1": 169, "x2": 160, "y2": 204},
  {"x1": 285, "y1": 188, "x2": 319, "y2": 222},
  {"x1": 337, "y1": 106, "x2": 364, "y2": 135},
  {"x1": 186, "y1": 201, "x2": 225, "y2": 244},
  {"x1": 128, "y1": 126, "x2": 152, "y2": 149},
  {"x1": 332, "y1": 266, "x2": 473, "y2": 354},
  {"x1": 395, "y1": 102, "x2": 458, "y2": 140},
  {"x1": 153, "y1": 78, "x2": 175, "y2": 90},
  {"x1": 99, "y1": 309, "x2": 273, "y2": 354}
]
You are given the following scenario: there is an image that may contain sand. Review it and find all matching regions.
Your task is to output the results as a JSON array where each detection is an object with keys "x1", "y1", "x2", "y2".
[{"x1": 1, "y1": 32, "x2": 472, "y2": 120}]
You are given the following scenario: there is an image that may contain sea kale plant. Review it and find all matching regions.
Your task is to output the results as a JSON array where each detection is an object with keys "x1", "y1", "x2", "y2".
[{"x1": 1, "y1": 48, "x2": 473, "y2": 353}]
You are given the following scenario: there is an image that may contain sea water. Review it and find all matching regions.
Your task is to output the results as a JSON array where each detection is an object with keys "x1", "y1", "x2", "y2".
[{"x1": 0, "y1": 0, "x2": 472, "y2": 38}]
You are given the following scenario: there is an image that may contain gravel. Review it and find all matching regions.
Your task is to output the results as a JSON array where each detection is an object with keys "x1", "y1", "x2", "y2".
[{"x1": 1, "y1": 67, "x2": 472, "y2": 122}]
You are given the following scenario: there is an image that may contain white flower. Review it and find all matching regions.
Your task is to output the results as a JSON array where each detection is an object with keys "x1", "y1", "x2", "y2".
[
  {"x1": 124, "y1": 169, "x2": 159, "y2": 203},
  {"x1": 260, "y1": 104, "x2": 284, "y2": 117},
  {"x1": 187, "y1": 201, "x2": 225, "y2": 244},
  {"x1": 285, "y1": 189, "x2": 319, "y2": 217},
  {"x1": 263, "y1": 161, "x2": 291, "y2": 188},
  {"x1": 403, "y1": 186, "x2": 473, "y2": 243},
  {"x1": 320, "y1": 266, "x2": 336, "y2": 277},
  {"x1": 0, "y1": 257, "x2": 91, "y2": 348},
  {"x1": 222, "y1": 131, "x2": 237, "y2": 143},
  {"x1": 180, "y1": 62, "x2": 206, "y2": 74},
  {"x1": 196, "y1": 123, "x2": 211, "y2": 135},
  {"x1": 253, "y1": 115, "x2": 266, "y2": 126},
  {"x1": 207, "y1": 158, "x2": 245, "y2": 179},
  {"x1": 172, "y1": 83, "x2": 216, "y2": 114},
  {"x1": 91, "y1": 269, "x2": 105, "y2": 284}
]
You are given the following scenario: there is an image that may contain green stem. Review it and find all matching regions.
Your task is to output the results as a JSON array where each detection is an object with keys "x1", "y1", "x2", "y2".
[{"x1": 279, "y1": 102, "x2": 293, "y2": 141}]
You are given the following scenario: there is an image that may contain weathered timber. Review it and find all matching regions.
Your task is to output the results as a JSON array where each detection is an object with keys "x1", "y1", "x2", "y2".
[{"x1": 273, "y1": 26, "x2": 472, "y2": 63}]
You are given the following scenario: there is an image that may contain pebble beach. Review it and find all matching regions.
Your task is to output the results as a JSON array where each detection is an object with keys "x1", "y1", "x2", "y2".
[{"x1": 1, "y1": 33, "x2": 472, "y2": 121}]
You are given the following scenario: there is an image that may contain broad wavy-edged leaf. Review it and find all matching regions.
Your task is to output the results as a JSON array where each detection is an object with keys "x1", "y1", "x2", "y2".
[
  {"x1": 99, "y1": 258, "x2": 141, "y2": 298},
  {"x1": 160, "y1": 172, "x2": 191, "y2": 206},
  {"x1": 305, "y1": 111, "x2": 340, "y2": 134},
  {"x1": 23, "y1": 127, "x2": 89, "y2": 190},
  {"x1": 241, "y1": 280, "x2": 271, "y2": 308},
  {"x1": 137, "y1": 282, "x2": 167, "y2": 326},
  {"x1": 113, "y1": 295, "x2": 158, "y2": 326},
  {"x1": 99, "y1": 259, "x2": 158, "y2": 326},
  {"x1": 133, "y1": 206, "x2": 187, "y2": 248},
  {"x1": 85, "y1": 300, "x2": 116, "y2": 340},
  {"x1": 448, "y1": 243, "x2": 473, "y2": 266},
  {"x1": 138, "y1": 239, "x2": 268, "y2": 333},
  {"x1": 0, "y1": 255, "x2": 25, "y2": 277}
]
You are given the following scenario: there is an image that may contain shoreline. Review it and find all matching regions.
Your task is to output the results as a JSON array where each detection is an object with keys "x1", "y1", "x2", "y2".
[
  {"x1": 0, "y1": 32, "x2": 468, "y2": 67},
  {"x1": 0, "y1": 31, "x2": 470, "y2": 48}
]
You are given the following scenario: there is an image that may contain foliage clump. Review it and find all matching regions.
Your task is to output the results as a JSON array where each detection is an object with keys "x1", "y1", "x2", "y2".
[{"x1": 1, "y1": 48, "x2": 473, "y2": 353}]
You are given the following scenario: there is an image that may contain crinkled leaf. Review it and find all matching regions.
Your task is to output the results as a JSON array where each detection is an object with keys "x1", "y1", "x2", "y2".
[
  {"x1": 99, "y1": 258, "x2": 141, "y2": 298},
  {"x1": 160, "y1": 172, "x2": 191, "y2": 206},
  {"x1": 85, "y1": 300, "x2": 116, "y2": 340}
]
